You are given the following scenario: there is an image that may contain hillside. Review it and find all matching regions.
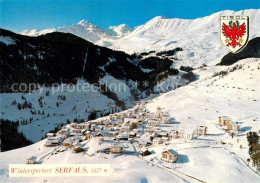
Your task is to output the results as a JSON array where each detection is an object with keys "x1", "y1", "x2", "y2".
[
  {"x1": 0, "y1": 28, "x2": 188, "y2": 143},
  {"x1": 0, "y1": 58, "x2": 259, "y2": 183}
]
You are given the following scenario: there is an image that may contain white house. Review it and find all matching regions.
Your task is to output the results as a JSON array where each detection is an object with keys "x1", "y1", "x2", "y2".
[
  {"x1": 153, "y1": 138, "x2": 162, "y2": 146},
  {"x1": 195, "y1": 126, "x2": 207, "y2": 135},
  {"x1": 161, "y1": 115, "x2": 171, "y2": 124},
  {"x1": 184, "y1": 130, "x2": 194, "y2": 140}
]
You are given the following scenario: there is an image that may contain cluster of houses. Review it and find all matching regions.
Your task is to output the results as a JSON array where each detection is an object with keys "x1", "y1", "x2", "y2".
[
  {"x1": 218, "y1": 116, "x2": 240, "y2": 134},
  {"x1": 37, "y1": 101, "x2": 211, "y2": 164}
]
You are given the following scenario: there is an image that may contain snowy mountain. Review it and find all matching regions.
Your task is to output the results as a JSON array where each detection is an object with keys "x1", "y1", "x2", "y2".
[
  {"x1": 106, "y1": 24, "x2": 134, "y2": 38},
  {"x1": 20, "y1": 20, "x2": 134, "y2": 47},
  {"x1": 21, "y1": 9, "x2": 260, "y2": 67}
]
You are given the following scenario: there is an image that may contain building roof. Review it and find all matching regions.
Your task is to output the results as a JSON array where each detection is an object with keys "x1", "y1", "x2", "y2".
[
  {"x1": 112, "y1": 144, "x2": 124, "y2": 148},
  {"x1": 163, "y1": 149, "x2": 178, "y2": 156},
  {"x1": 221, "y1": 116, "x2": 232, "y2": 120},
  {"x1": 140, "y1": 147, "x2": 148, "y2": 152},
  {"x1": 46, "y1": 140, "x2": 59, "y2": 144},
  {"x1": 27, "y1": 156, "x2": 37, "y2": 161}
]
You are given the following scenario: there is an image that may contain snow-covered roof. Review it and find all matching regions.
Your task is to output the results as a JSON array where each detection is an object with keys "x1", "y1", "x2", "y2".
[
  {"x1": 221, "y1": 116, "x2": 232, "y2": 120},
  {"x1": 46, "y1": 139, "x2": 59, "y2": 143},
  {"x1": 112, "y1": 144, "x2": 124, "y2": 148},
  {"x1": 141, "y1": 147, "x2": 148, "y2": 152},
  {"x1": 27, "y1": 156, "x2": 37, "y2": 161},
  {"x1": 121, "y1": 126, "x2": 130, "y2": 129},
  {"x1": 163, "y1": 149, "x2": 177, "y2": 156}
]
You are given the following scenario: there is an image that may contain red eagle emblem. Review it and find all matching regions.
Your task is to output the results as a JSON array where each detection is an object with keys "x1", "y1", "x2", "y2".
[{"x1": 222, "y1": 20, "x2": 246, "y2": 48}]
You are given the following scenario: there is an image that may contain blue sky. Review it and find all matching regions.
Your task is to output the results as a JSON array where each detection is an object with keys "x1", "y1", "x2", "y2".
[{"x1": 0, "y1": 0, "x2": 259, "y2": 32}]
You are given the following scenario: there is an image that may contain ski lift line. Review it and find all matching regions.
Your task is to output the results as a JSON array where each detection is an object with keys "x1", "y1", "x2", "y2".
[{"x1": 82, "y1": 44, "x2": 89, "y2": 77}]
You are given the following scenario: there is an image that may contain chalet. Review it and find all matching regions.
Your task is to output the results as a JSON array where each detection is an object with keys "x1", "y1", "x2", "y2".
[
  {"x1": 46, "y1": 133, "x2": 55, "y2": 138},
  {"x1": 70, "y1": 123, "x2": 77, "y2": 128},
  {"x1": 60, "y1": 128, "x2": 70, "y2": 136},
  {"x1": 84, "y1": 131, "x2": 92, "y2": 139},
  {"x1": 140, "y1": 147, "x2": 151, "y2": 156},
  {"x1": 161, "y1": 137, "x2": 169, "y2": 143},
  {"x1": 94, "y1": 120, "x2": 103, "y2": 125},
  {"x1": 133, "y1": 129, "x2": 139, "y2": 133},
  {"x1": 161, "y1": 115, "x2": 171, "y2": 124},
  {"x1": 26, "y1": 156, "x2": 37, "y2": 164},
  {"x1": 121, "y1": 126, "x2": 130, "y2": 132},
  {"x1": 153, "y1": 138, "x2": 162, "y2": 146},
  {"x1": 116, "y1": 132, "x2": 129, "y2": 140},
  {"x1": 227, "y1": 121, "x2": 240, "y2": 131},
  {"x1": 63, "y1": 139, "x2": 73, "y2": 147},
  {"x1": 129, "y1": 131, "x2": 137, "y2": 138},
  {"x1": 45, "y1": 140, "x2": 60, "y2": 147},
  {"x1": 123, "y1": 118, "x2": 137, "y2": 124},
  {"x1": 161, "y1": 149, "x2": 178, "y2": 163},
  {"x1": 77, "y1": 123, "x2": 90, "y2": 130},
  {"x1": 219, "y1": 116, "x2": 232, "y2": 126},
  {"x1": 137, "y1": 120, "x2": 144, "y2": 126},
  {"x1": 169, "y1": 130, "x2": 179, "y2": 139},
  {"x1": 158, "y1": 132, "x2": 168, "y2": 137},
  {"x1": 156, "y1": 110, "x2": 162, "y2": 118},
  {"x1": 73, "y1": 145, "x2": 83, "y2": 153},
  {"x1": 110, "y1": 144, "x2": 124, "y2": 154},
  {"x1": 195, "y1": 126, "x2": 207, "y2": 135},
  {"x1": 153, "y1": 127, "x2": 162, "y2": 133},
  {"x1": 127, "y1": 109, "x2": 135, "y2": 117},
  {"x1": 146, "y1": 125, "x2": 153, "y2": 130},
  {"x1": 138, "y1": 139, "x2": 150, "y2": 147},
  {"x1": 148, "y1": 120, "x2": 159, "y2": 127},
  {"x1": 99, "y1": 137, "x2": 104, "y2": 142},
  {"x1": 61, "y1": 130, "x2": 70, "y2": 138}
]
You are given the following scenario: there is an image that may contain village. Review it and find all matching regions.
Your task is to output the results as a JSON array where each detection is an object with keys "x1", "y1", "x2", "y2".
[{"x1": 26, "y1": 100, "x2": 242, "y2": 165}]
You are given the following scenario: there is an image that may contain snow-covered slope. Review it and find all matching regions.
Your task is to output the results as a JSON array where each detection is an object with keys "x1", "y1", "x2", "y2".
[
  {"x1": 21, "y1": 9, "x2": 260, "y2": 67},
  {"x1": 146, "y1": 58, "x2": 260, "y2": 128},
  {"x1": 0, "y1": 58, "x2": 259, "y2": 183}
]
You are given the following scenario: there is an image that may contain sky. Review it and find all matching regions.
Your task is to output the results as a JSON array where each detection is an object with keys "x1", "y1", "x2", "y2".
[{"x1": 0, "y1": 0, "x2": 259, "y2": 32}]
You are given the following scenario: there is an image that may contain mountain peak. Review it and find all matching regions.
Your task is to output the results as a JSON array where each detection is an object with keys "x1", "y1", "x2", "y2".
[
  {"x1": 77, "y1": 19, "x2": 91, "y2": 26},
  {"x1": 151, "y1": 16, "x2": 169, "y2": 20}
]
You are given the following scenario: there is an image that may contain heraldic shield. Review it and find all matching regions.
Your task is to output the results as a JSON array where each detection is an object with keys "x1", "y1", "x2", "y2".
[{"x1": 220, "y1": 16, "x2": 249, "y2": 53}]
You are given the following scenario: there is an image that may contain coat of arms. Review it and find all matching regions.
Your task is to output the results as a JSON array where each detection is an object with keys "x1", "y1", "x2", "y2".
[{"x1": 220, "y1": 16, "x2": 249, "y2": 53}]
